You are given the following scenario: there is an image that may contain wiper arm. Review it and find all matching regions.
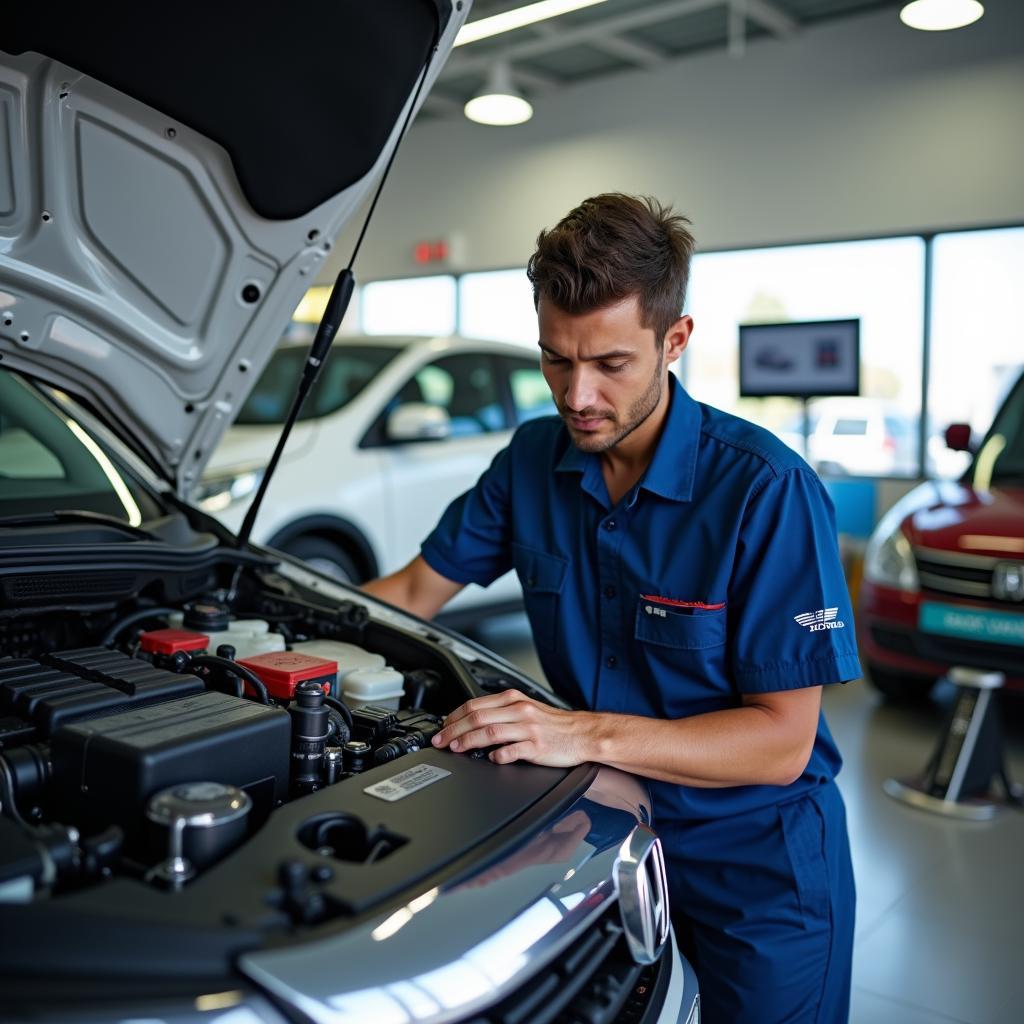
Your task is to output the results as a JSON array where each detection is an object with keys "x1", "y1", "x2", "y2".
[{"x1": 0, "y1": 510, "x2": 156, "y2": 540}]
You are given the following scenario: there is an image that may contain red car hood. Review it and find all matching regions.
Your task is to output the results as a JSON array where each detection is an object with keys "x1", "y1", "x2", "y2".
[{"x1": 901, "y1": 480, "x2": 1024, "y2": 558}]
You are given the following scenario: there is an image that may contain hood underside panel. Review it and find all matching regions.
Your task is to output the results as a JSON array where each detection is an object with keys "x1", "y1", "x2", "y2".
[{"x1": 0, "y1": 1, "x2": 462, "y2": 495}]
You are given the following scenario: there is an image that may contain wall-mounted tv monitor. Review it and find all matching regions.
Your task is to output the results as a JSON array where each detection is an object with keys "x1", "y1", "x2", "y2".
[{"x1": 739, "y1": 318, "x2": 860, "y2": 398}]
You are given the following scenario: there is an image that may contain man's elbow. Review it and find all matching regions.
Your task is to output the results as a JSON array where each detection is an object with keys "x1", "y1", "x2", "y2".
[{"x1": 772, "y1": 740, "x2": 816, "y2": 787}]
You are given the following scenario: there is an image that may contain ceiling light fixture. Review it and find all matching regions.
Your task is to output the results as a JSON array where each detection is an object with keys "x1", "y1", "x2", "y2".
[
  {"x1": 454, "y1": 0, "x2": 609, "y2": 48},
  {"x1": 464, "y1": 62, "x2": 534, "y2": 125},
  {"x1": 899, "y1": 0, "x2": 984, "y2": 31}
]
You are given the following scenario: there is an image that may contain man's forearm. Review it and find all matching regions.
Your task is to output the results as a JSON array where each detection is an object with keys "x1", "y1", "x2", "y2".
[
  {"x1": 361, "y1": 555, "x2": 466, "y2": 621},
  {"x1": 432, "y1": 686, "x2": 822, "y2": 786},
  {"x1": 586, "y1": 700, "x2": 818, "y2": 788}
]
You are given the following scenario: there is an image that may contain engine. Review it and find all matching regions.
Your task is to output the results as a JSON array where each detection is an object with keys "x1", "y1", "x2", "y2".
[{"x1": 0, "y1": 598, "x2": 448, "y2": 898}]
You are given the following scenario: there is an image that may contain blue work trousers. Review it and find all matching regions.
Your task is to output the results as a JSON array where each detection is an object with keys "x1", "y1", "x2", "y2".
[{"x1": 660, "y1": 781, "x2": 855, "y2": 1024}]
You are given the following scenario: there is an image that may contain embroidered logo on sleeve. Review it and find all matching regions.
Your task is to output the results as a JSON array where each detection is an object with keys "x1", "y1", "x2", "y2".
[{"x1": 794, "y1": 607, "x2": 846, "y2": 631}]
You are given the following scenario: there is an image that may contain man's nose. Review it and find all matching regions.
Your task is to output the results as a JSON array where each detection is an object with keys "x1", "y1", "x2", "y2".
[{"x1": 565, "y1": 368, "x2": 597, "y2": 411}]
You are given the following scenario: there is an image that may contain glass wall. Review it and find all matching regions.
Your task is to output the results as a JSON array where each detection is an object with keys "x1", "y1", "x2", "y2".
[
  {"x1": 295, "y1": 225, "x2": 1021, "y2": 481},
  {"x1": 685, "y1": 237, "x2": 926, "y2": 477},
  {"x1": 928, "y1": 227, "x2": 1024, "y2": 478},
  {"x1": 459, "y1": 269, "x2": 537, "y2": 345},
  {"x1": 360, "y1": 275, "x2": 457, "y2": 336}
]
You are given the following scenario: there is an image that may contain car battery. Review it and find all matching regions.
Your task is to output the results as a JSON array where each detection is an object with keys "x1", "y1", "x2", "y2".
[{"x1": 236, "y1": 652, "x2": 337, "y2": 702}]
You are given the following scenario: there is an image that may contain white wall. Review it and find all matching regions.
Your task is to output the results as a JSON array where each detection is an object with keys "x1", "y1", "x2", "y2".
[{"x1": 325, "y1": 2, "x2": 1024, "y2": 283}]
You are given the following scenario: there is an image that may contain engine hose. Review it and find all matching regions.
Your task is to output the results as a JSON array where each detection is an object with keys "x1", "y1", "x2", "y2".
[
  {"x1": 189, "y1": 654, "x2": 271, "y2": 705},
  {"x1": 0, "y1": 757, "x2": 28, "y2": 826},
  {"x1": 324, "y1": 695, "x2": 354, "y2": 733},
  {"x1": 100, "y1": 606, "x2": 176, "y2": 647}
]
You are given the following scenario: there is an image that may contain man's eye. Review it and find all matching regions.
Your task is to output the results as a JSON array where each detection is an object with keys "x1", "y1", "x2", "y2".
[
  {"x1": 543, "y1": 353, "x2": 567, "y2": 365},
  {"x1": 601, "y1": 362, "x2": 627, "y2": 373}
]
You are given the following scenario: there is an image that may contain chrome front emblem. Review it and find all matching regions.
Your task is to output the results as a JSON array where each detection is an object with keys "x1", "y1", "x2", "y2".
[
  {"x1": 616, "y1": 827, "x2": 670, "y2": 965},
  {"x1": 993, "y1": 562, "x2": 1024, "y2": 602}
]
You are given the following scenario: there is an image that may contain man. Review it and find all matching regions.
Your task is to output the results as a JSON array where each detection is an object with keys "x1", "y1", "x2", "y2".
[{"x1": 363, "y1": 193, "x2": 858, "y2": 1023}]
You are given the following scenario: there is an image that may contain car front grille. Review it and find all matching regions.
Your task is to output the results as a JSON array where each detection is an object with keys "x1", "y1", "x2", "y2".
[
  {"x1": 914, "y1": 547, "x2": 1002, "y2": 601},
  {"x1": 465, "y1": 905, "x2": 671, "y2": 1024}
]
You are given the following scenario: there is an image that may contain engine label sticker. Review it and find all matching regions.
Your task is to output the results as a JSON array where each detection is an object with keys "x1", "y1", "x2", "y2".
[{"x1": 364, "y1": 763, "x2": 452, "y2": 802}]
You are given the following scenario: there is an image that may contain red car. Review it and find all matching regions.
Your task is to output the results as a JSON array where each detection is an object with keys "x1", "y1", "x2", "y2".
[{"x1": 858, "y1": 371, "x2": 1024, "y2": 700}]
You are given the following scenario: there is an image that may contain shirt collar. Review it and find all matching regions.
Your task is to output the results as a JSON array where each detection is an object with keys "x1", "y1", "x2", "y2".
[{"x1": 554, "y1": 376, "x2": 702, "y2": 503}]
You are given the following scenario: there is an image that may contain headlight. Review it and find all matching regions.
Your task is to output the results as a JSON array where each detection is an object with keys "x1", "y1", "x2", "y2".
[
  {"x1": 864, "y1": 510, "x2": 918, "y2": 591},
  {"x1": 195, "y1": 469, "x2": 262, "y2": 513}
]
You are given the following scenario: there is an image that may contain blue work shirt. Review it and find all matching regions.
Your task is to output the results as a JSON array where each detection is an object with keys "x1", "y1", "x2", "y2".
[{"x1": 422, "y1": 377, "x2": 861, "y2": 823}]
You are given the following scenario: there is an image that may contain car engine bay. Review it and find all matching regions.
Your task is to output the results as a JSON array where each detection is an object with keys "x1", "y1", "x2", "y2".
[{"x1": 0, "y1": 547, "x2": 573, "y2": 984}]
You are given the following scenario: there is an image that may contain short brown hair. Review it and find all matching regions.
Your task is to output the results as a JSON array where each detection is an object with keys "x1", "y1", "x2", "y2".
[{"x1": 527, "y1": 193, "x2": 695, "y2": 346}]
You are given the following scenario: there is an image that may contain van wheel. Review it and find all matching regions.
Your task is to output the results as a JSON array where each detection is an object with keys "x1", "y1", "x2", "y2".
[
  {"x1": 281, "y1": 536, "x2": 362, "y2": 584},
  {"x1": 867, "y1": 664, "x2": 935, "y2": 703}
]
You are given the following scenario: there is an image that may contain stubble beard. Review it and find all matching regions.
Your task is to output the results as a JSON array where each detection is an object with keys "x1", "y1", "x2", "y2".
[{"x1": 565, "y1": 362, "x2": 664, "y2": 454}]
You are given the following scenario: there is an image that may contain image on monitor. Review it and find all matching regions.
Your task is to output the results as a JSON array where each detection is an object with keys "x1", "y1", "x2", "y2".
[{"x1": 739, "y1": 319, "x2": 860, "y2": 398}]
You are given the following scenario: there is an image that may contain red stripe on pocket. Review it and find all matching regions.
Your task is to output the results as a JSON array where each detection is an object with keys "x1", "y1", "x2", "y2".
[{"x1": 641, "y1": 595, "x2": 726, "y2": 611}]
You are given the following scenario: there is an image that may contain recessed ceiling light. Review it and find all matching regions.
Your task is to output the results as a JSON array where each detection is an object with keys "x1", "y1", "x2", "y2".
[
  {"x1": 455, "y1": 0, "x2": 609, "y2": 48},
  {"x1": 464, "y1": 63, "x2": 534, "y2": 126},
  {"x1": 900, "y1": 0, "x2": 984, "y2": 31}
]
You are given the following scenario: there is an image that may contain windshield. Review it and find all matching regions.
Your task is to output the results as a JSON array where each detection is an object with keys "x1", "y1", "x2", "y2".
[
  {"x1": 971, "y1": 371, "x2": 1024, "y2": 489},
  {"x1": 236, "y1": 344, "x2": 399, "y2": 426},
  {"x1": 0, "y1": 372, "x2": 164, "y2": 523}
]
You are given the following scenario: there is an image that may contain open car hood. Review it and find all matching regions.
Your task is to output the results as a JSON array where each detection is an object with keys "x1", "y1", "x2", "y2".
[{"x1": 0, "y1": 2, "x2": 465, "y2": 497}]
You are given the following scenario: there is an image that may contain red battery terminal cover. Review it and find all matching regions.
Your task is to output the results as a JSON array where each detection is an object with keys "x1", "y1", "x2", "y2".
[
  {"x1": 139, "y1": 628, "x2": 211, "y2": 656},
  {"x1": 236, "y1": 651, "x2": 337, "y2": 700}
]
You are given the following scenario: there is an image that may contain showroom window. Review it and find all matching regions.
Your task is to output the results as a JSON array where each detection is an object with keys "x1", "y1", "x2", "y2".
[
  {"x1": 459, "y1": 269, "x2": 537, "y2": 345},
  {"x1": 927, "y1": 226, "x2": 1024, "y2": 478},
  {"x1": 360, "y1": 275, "x2": 457, "y2": 336},
  {"x1": 684, "y1": 236, "x2": 926, "y2": 477}
]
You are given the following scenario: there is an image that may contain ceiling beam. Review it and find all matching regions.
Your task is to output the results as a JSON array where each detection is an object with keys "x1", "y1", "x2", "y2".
[
  {"x1": 745, "y1": 0, "x2": 798, "y2": 37},
  {"x1": 440, "y1": 0, "x2": 722, "y2": 80},
  {"x1": 591, "y1": 34, "x2": 667, "y2": 68},
  {"x1": 510, "y1": 65, "x2": 561, "y2": 91}
]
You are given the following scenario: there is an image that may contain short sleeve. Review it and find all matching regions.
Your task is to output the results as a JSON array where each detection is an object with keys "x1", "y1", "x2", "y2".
[
  {"x1": 420, "y1": 443, "x2": 514, "y2": 587},
  {"x1": 729, "y1": 468, "x2": 862, "y2": 693}
]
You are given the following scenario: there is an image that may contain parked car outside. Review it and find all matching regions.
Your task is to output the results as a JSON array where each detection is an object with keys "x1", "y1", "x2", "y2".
[
  {"x1": 199, "y1": 334, "x2": 556, "y2": 622},
  {"x1": 0, "y1": 7, "x2": 698, "y2": 1024},
  {"x1": 858, "y1": 370, "x2": 1024, "y2": 700},
  {"x1": 775, "y1": 397, "x2": 918, "y2": 477}
]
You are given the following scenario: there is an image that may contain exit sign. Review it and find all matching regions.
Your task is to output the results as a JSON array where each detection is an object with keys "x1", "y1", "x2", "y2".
[{"x1": 413, "y1": 239, "x2": 450, "y2": 264}]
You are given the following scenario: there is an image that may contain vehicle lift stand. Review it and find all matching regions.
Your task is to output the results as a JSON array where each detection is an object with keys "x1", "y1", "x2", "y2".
[{"x1": 883, "y1": 666, "x2": 1021, "y2": 821}]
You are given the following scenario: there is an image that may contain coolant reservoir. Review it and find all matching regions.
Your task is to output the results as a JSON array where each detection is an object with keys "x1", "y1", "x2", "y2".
[
  {"x1": 290, "y1": 640, "x2": 386, "y2": 693},
  {"x1": 168, "y1": 611, "x2": 286, "y2": 660},
  {"x1": 342, "y1": 667, "x2": 405, "y2": 710},
  {"x1": 206, "y1": 621, "x2": 286, "y2": 660}
]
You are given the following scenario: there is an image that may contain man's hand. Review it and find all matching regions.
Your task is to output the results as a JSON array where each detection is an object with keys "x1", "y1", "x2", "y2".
[{"x1": 431, "y1": 690, "x2": 597, "y2": 767}]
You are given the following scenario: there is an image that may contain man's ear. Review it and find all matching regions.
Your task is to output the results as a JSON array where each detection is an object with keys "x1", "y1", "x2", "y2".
[{"x1": 662, "y1": 315, "x2": 693, "y2": 368}]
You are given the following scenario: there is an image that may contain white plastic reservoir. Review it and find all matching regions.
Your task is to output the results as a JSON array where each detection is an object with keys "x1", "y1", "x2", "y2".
[
  {"x1": 342, "y1": 667, "x2": 405, "y2": 710},
  {"x1": 290, "y1": 640, "x2": 387, "y2": 695},
  {"x1": 166, "y1": 613, "x2": 286, "y2": 660}
]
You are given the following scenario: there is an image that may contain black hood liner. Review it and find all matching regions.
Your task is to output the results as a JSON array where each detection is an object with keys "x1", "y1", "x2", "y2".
[{"x1": 8, "y1": 0, "x2": 447, "y2": 221}]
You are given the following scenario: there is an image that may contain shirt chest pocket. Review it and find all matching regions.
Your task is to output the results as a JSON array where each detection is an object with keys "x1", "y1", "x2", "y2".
[
  {"x1": 634, "y1": 598, "x2": 727, "y2": 650},
  {"x1": 513, "y1": 542, "x2": 568, "y2": 651}
]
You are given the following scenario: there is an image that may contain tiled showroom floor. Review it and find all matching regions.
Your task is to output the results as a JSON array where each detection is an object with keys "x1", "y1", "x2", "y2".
[{"x1": 472, "y1": 614, "x2": 1024, "y2": 1024}]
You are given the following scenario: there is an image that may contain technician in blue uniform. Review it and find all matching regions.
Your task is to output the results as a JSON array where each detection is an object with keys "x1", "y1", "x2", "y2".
[{"x1": 364, "y1": 193, "x2": 859, "y2": 1023}]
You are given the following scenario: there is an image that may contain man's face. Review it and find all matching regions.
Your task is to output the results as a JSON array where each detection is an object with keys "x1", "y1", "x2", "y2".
[{"x1": 538, "y1": 294, "x2": 688, "y2": 454}]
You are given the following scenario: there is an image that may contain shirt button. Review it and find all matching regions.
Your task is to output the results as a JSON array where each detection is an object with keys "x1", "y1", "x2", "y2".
[
  {"x1": 604, "y1": 519, "x2": 617, "y2": 532},
  {"x1": 606, "y1": 655, "x2": 617, "y2": 668},
  {"x1": 526, "y1": 576, "x2": 536, "y2": 587},
  {"x1": 603, "y1": 585, "x2": 616, "y2": 599}
]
